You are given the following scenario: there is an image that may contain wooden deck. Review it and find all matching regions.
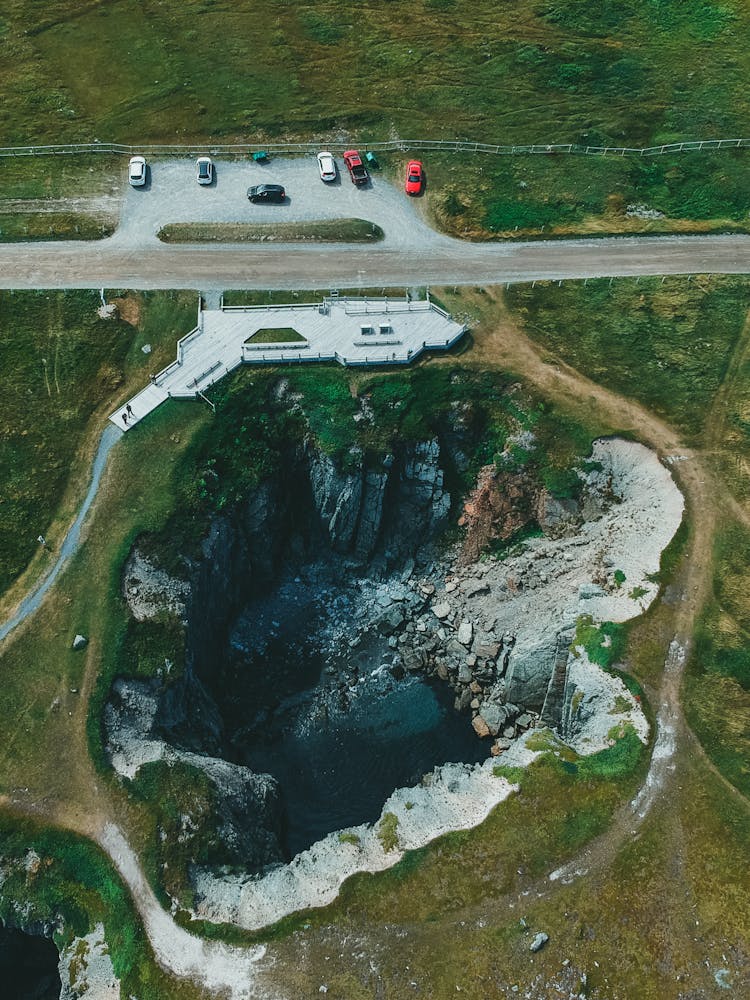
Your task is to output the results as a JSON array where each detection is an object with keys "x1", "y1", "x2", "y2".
[{"x1": 109, "y1": 297, "x2": 466, "y2": 431}]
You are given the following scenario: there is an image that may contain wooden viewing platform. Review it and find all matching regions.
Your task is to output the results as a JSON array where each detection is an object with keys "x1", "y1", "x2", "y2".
[{"x1": 109, "y1": 296, "x2": 466, "y2": 431}]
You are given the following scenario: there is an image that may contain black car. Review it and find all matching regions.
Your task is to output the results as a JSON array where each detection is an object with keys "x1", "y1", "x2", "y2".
[{"x1": 247, "y1": 184, "x2": 286, "y2": 203}]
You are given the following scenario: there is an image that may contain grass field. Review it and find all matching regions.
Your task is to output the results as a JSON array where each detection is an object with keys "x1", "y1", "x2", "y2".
[
  {"x1": 0, "y1": 290, "x2": 196, "y2": 600},
  {"x1": 2, "y1": 2, "x2": 750, "y2": 234},
  {"x1": 505, "y1": 275, "x2": 750, "y2": 439},
  {"x1": 3, "y1": 1, "x2": 750, "y2": 146}
]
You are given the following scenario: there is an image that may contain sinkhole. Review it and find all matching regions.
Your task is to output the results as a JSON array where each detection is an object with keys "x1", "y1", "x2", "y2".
[{"x1": 213, "y1": 569, "x2": 488, "y2": 858}]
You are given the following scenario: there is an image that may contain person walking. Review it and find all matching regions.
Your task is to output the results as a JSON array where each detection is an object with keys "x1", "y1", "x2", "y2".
[
  {"x1": 122, "y1": 412, "x2": 128, "y2": 426},
  {"x1": 126, "y1": 403, "x2": 134, "y2": 417}
]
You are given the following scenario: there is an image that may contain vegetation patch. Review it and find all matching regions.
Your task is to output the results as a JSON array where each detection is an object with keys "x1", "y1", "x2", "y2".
[
  {"x1": 573, "y1": 615, "x2": 626, "y2": 669},
  {"x1": 0, "y1": 212, "x2": 114, "y2": 241},
  {"x1": 378, "y1": 812, "x2": 400, "y2": 853},
  {"x1": 158, "y1": 219, "x2": 384, "y2": 244},
  {"x1": 129, "y1": 760, "x2": 222, "y2": 909},
  {"x1": 338, "y1": 831, "x2": 361, "y2": 846},
  {"x1": 506, "y1": 276, "x2": 750, "y2": 439},
  {"x1": 245, "y1": 327, "x2": 306, "y2": 344}
]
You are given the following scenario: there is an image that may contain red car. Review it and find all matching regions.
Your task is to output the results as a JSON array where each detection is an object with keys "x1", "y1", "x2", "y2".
[
  {"x1": 405, "y1": 160, "x2": 423, "y2": 195},
  {"x1": 343, "y1": 150, "x2": 369, "y2": 186}
]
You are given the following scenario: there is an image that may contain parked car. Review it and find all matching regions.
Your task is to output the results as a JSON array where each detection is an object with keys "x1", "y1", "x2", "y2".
[
  {"x1": 405, "y1": 160, "x2": 424, "y2": 195},
  {"x1": 343, "y1": 150, "x2": 369, "y2": 186},
  {"x1": 196, "y1": 156, "x2": 213, "y2": 185},
  {"x1": 317, "y1": 151, "x2": 337, "y2": 182},
  {"x1": 247, "y1": 183, "x2": 286, "y2": 203},
  {"x1": 128, "y1": 155, "x2": 147, "y2": 187}
]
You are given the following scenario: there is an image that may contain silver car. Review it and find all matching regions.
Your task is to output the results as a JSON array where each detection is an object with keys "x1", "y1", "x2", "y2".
[
  {"x1": 317, "y1": 151, "x2": 337, "y2": 182},
  {"x1": 196, "y1": 156, "x2": 213, "y2": 185},
  {"x1": 128, "y1": 155, "x2": 147, "y2": 187}
]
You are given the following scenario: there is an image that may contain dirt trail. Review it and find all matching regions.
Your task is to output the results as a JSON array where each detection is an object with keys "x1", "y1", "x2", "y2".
[{"x1": 463, "y1": 294, "x2": 746, "y2": 887}]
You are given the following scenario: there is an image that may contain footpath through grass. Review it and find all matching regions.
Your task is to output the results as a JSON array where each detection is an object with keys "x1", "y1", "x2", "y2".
[
  {"x1": 506, "y1": 275, "x2": 750, "y2": 440},
  {"x1": 685, "y1": 519, "x2": 750, "y2": 797},
  {"x1": 0, "y1": 290, "x2": 197, "y2": 600}
]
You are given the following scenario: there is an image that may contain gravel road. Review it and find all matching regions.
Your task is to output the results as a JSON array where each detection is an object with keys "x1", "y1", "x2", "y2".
[
  {"x1": 0, "y1": 232, "x2": 748, "y2": 290},
  {"x1": 1, "y1": 157, "x2": 748, "y2": 289}
]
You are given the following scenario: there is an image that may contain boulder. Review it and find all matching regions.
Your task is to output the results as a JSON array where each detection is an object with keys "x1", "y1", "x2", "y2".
[
  {"x1": 479, "y1": 702, "x2": 506, "y2": 736},
  {"x1": 458, "y1": 663, "x2": 473, "y2": 684},
  {"x1": 472, "y1": 715, "x2": 491, "y2": 738},
  {"x1": 460, "y1": 579, "x2": 490, "y2": 599},
  {"x1": 476, "y1": 642, "x2": 501, "y2": 660},
  {"x1": 432, "y1": 602, "x2": 451, "y2": 620},
  {"x1": 72, "y1": 634, "x2": 88, "y2": 651},
  {"x1": 457, "y1": 622, "x2": 474, "y2": 647},
  {"x1": 530, "y1": 932, "x2": 549, "y2": 953},
  {"x1": 377, "y1": 607, "x2": 406, "y2": 636}
]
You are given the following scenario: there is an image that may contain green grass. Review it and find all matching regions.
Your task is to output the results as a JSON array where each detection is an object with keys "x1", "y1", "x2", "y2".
[
  {"x1": 2, "y1": 0, "x2": 750, "y2": 148},
  {"x1": 246, "y1": 327, "x2": 306, "y2": 344},
  {"x1": 427, "y1": 149, "x2": 750, "y2": 240},
  {"x1": 574, "y1": 615, "x2": 626, "y2": 669},
  {"x1": 0, "y1": 155, "x2": 118, "y2": 200},
  {"x1": 506, "y1": 275, "x2": 750, "y2": 439},
  {"x1": 0, "y1": 211, "x2": 114, "y2": 241},
  {"x1": 0, "y1": 290, "x2": 197, "y2": 599},
  {"x1": 685, "y1": 520, "x2": 750, "y2": 796},
  {"x1": 158, "y1": 219, "x2": 384, "y2": 243}
]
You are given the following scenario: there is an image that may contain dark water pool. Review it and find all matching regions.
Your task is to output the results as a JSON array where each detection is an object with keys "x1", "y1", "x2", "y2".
[
  {"x1": 237, "y1": 665, "x2": 488, "y2": 858},
  {"x1": 0, "y1": 924, "x2": 61, "y2": 1000}
]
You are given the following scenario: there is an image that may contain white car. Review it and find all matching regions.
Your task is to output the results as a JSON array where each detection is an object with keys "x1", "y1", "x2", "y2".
[
  {"x1": 128, "y1": 155, "x2": 147, "y2": 187},
  {"x1": 317, "y1": 151, "x2": 336, "y2": 182},
  {"x1": 196, "y1": 156, "x2": 213, "y2": 185}
]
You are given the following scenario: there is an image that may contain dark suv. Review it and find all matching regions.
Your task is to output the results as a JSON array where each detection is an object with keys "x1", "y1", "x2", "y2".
[{"x1": 247, "y1": 184, "x2": 286, "y2": 203}]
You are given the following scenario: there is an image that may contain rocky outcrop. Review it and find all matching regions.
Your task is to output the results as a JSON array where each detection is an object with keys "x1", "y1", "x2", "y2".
[
  {"x1": 104, "y1": 675, "x2": 285, "y2": 873},
  {"x1": 458, "y1": 464, "x2": 541, "y2": 564}
]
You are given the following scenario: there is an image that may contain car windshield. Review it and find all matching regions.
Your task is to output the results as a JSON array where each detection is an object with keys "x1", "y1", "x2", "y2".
[
  {"x1": 409, "y1": 172, "x2": 419, "y2": 180},
  {"x1": 199, "y1": 162, "x2": 210, "y2": 176}
]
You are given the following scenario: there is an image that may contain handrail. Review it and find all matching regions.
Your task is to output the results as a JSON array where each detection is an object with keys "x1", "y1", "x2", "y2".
[{"x1": 2, "y1": 137, "x2": 750, "y2": 159}]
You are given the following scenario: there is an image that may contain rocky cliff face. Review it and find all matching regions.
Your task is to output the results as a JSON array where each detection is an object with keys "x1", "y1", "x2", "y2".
[{"x1": 306, "y1": 437, "x2": 450, "y2": 566}]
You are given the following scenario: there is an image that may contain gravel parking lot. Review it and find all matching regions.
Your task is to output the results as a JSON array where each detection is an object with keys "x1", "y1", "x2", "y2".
[{"x1": 114, "y1": 156, "x2": 445, "y2": 249}]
